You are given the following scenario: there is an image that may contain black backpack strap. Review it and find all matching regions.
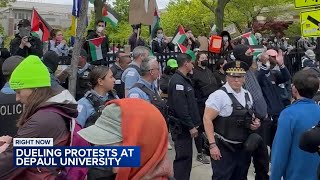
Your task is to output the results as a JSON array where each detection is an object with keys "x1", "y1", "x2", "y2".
[
  {"x1": 132, "y1": 83, "x2": 161, "y2": 101},
  {"x1": 220, "y1": 87, "x2": 241, "y2": 109},
  {"x1": 84, "y1": 91, "x2": 105, "y2": 113},
  {"x1": 128, "y1": 64, "x2": 141, "y2": 76}
]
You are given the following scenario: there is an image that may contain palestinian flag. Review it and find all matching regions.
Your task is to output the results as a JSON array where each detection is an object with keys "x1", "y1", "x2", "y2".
[
  {"x1": 241, "y1": 32, "x2": 258, "y2": 45},
  {"x1": 178, "y1": 44, "x2": 195, "y2": 61},
  {"x1": 102, "y1": 4, "x2": 119, "y2": 28},
  {"x1": 31, "y1": 9, "x2": 52, "y2": 42},
  {"x1": 151, "y1": 8, "x2": 160, "y2": 38},
  {"x1": 171, "y1": 25, "x2": 186, "y2": 45},
  {"x1": 250, "y1": 45, "x2": 265, "y2": 60},
  {"x1": 88, "y1": 37, "x2": 104, "y2": 61}
]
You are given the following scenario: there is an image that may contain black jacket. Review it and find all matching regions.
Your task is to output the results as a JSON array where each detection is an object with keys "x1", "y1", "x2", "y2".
[
  {"x1": 10, "y1": 34, "x2": 43, "y2": 58},
  {"x1": 159, "y1": 72, "x2": 174, "y2": 94},
  {"x1": 257, "y1": 64, "x2": 291, "y2": 115},
  {"x1": 191, "y1": 66, "x2": 218, "y2": 104},
  {"x1": 213, "y1": 70, "x2": 226, "y2": 88},
  {"x1": 85, "y1": 31, "x2": 109, "y2": 61},
  {"x1": 168, "y1": 70, "x2": 201, "y2": 130},
  {"x1": 182, "y1": 38, "x2": 200, "y2": 51},
  {"x1": 128, "y1": 33, "x2": 146, "y2": 52},
  {"x1": 151, "y1": 38, "x2": 174, "y2": 53}
]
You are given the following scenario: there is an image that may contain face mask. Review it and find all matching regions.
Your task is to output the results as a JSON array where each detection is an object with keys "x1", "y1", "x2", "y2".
[
  {"x1": 238, "y1": 53, "x2": 253, "y2": 67},
  {"x1": 19, "y1": 27, "x2": 31, "y2": 38},
  {"x1": 266, "y1": 61, "x2": 271, "y2": 69},
  {"x1": 200, "y1": 60, "x2": 209, "y2": 67},
  {"x1": 97, "y1": 26, "x2": 104, "y2": 33},
  {"x1": 223, "y1": 36, "x2": 229, "y2": 42}
]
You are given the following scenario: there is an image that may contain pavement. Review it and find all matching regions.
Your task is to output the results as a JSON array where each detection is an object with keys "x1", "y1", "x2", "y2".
[{"x1": 167, "y1": 137, "x2": 256, "y2": 180}]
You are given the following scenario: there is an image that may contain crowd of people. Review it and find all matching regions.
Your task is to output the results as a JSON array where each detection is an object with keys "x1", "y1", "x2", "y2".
[{"x1": 0, "y1": 18, "x2": 320, "y2": 180}]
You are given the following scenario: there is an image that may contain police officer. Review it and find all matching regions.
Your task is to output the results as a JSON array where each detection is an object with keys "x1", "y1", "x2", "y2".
[
  {"x1": 167, "y1": 53, "x2": 201, "y2": 180},
  {"x1": 121, "y1": 46, "x2": 149, "y2": 97},
  {"x1": 0, "y1": 56, "x2": 24, "y2": 136},
  {"x1": 128, "y1": 56, "x2": 166, "y2": 116},
  {"x1": 110, "y1": 51, "x2": 131, "y2": 98},
  {"x1": 203, "y1": 61, "x2": 261, "y2": 180},
  {"x1": 76, "y1": 49, "x2": 95, "y2": 100},
  {"x1": 77, "y1": 66, "x2": 117, "y2": 128}
]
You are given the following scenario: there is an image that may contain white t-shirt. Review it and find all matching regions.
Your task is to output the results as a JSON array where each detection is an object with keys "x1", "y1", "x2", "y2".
[{"x1": 205, "y1": 82, "x2": 253, "y2": 117}]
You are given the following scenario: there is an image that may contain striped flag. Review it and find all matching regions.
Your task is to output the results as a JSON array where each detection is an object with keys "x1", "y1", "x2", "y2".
[
  {"x1": 72, "y1": 0, "x2": 81, "y2": 17},
  {"x1": 102, "y1": 4, "x2": 120, "y2": 28},
  {"x1": 31, "y1": 9, "x2": 52, "y2": 42},
  {"x1": 250, "y1": 45, "x2": 265, "y2": 60},
  {"x1": 151, "y1": 7, "x2": 160, "y2": 38},
  {"x1": 241, "y1": 32, "x2": 258, "y2": 45},
  {"x1": 171, "y1": 25, "x2": 186, "y2": 45},
  {"x1": 178, "y1": 44, "x2": 195, "y2": 61},
  {"x1": 88, "y1": 37, "x2": 104, "y2": 61}
]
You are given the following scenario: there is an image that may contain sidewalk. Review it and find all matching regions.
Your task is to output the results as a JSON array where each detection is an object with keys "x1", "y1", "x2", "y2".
[{"x1": 167, "y1": 140, "x2": 256, "y2": 180}]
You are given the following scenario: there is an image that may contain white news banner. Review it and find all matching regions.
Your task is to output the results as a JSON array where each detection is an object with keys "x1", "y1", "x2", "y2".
[{"x1": 13, "y1": 138, "x2": 53, "y2": 147}]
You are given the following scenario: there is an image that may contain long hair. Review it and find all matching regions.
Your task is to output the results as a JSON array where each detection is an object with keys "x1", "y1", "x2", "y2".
[
  {"x1": 17, "y1": 87, "x2": 56, "y2": 127},
  {"x1": 50, "y1": 29, "x2": 61, "y2": 40},
  {"x1": 194, "y1": 51, "x2": 207, "y2": 66}
]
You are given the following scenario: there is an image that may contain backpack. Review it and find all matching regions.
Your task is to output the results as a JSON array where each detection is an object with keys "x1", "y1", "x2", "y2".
[{"x1": 41, "y1": 107, "x2": 90, "y2": 180}]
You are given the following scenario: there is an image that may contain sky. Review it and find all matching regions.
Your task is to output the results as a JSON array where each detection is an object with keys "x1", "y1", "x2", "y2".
[{"x1": 43, "y1": 0, "x2": 169, "y2": 9}]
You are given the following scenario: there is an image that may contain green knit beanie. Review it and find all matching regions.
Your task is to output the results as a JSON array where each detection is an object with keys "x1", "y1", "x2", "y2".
[{"x1": 9, "y1": 55, "x2": 51, "y2": 90}]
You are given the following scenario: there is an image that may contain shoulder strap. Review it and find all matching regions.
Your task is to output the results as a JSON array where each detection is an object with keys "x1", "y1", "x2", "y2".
[
  {"x1": 128, "y1": 64, "x2": 141, "y2": 75},
  {"x1": 133, "y1": 83, "x2": 161, "y2": 101},
  {"x1": 84, "y1": 91, "x2": 105, "y2": 113},
  {"x1": 220, "y1": 87, "x2": 243, "y2": 109}
]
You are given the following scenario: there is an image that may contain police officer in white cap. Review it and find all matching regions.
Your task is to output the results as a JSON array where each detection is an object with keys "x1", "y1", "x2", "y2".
[{"x1": 203, "y1": 60, "x2": 261, "y2": 180}]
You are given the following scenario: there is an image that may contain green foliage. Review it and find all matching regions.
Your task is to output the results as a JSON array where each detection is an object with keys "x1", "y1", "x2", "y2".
[
  {"x1": 112, "y1": 0, "x2": 129, "y2": 22},
  {"x1": 0, "y1": 0, "x2": 15, "y2": 7},
  {"x1": 224, "y1": 0, "x2": 292, "y2": 31},
  {"x1": 0, "y1": 24, "x2": 4, "y2": 36},
  {"x1": 161, "y1": 0, "x2": 214, "y2": 37},
  {"x1": 284, "y1": 22, "x2": 301, "y2": 38},
  {"x1": 4, "y1": 36, "x2": 14, "y2": 49}
]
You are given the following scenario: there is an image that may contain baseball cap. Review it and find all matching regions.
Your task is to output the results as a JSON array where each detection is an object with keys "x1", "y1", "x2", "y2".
[
  {"x1": 18, "y1": 19, "x2": 31, "y2": 27},
  {"x1": 167, "y1": 59, "x2": 178, "y2": 68},
  {"x1": 2, "y1": 56, "x2": 24, "y2": 76}
]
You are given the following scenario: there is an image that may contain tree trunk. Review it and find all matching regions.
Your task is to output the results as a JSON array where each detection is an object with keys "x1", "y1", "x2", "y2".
[
  {"x1": 68, "y1": 0, "x2": 89, "y2": 97},
  {"x1": 94, "y1": 0, "x2": 106, "y2": 22},
  {"x1": 215, "y1": 0, "x2": 230, "y2": 34}
]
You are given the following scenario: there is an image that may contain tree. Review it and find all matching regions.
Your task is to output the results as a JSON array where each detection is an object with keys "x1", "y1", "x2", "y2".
[
  {"x1": 283, "y1": 22, "x2": 301, "y2": 38},
  {"x1": 69, "y1": 0, "x2": 89, "y2": 97},
  {"x1": 93, "y1": 0, "x2": 106, "y2": 22},
  {"x1": 224, "y1": 0, "x2": 292, "y2": 31},
  {"x1": 113, "y1": 0, "x2": 129, "y2": 22},
  {"x1": 200, "y1": 0, "x2": 232, "y2": 33},
  {"x1": 0, "y1": 0, "x2": 15, "y2": 7},
  {"x1": 161, "y1": 0, "x2": 214, "y2": 36}
]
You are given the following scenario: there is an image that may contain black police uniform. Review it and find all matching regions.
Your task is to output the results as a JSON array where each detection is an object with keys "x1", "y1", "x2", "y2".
[
  {"x1": 0, "y1": 92, "x2": 23, "y2": 136},
  {"x1": 83, "y1": 90, "x2": 118, "y2": 128},
  {"x1": 110, "y1": 64, "x2": 125, "y2": 99},
  {"x1": 76, "y1": 65, "x2": 95, "y2": 101},
  {"x1": 167, "y1": 70, "x2": 201, "y2": 180}
]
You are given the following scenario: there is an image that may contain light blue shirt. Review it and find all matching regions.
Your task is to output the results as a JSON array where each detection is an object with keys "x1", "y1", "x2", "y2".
[
  {"x1": 76, "y1": 90, "x2": 109, "y2": 127},
  {"x1": 0, "y1": 82, "x2": 15, "y2": 94},
  {"x1": 127, "y1": 78, "x2": 157, "y2": 102},
  {"x1": 121, "y1": 61, "x2": 140, "y2": 90},
  {"x1": 49, "y1": 40, "x2": 69, "y2": 56}
]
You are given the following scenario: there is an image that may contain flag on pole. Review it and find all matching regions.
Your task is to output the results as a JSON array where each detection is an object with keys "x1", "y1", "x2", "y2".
[
  {"x1": 250, "y1": 45, "x2": 265, "y2": 60},
  {"x1": 31, "y1": 9, "x2": 52, "y2": 42},
  {"x1": 171, "y1": 25, "x2": 186, "y2": 45},
  {"x1": 72, "y1": 0, "x2": 82, "y2": 17},
  {"x1": 241, "y1": 32, "x2": 258, "y2": 45},
  {"x1": 178, "y1": 44, "x2": 196, "y2": 61},
  {"x1": 151, "y1": 7, "x2": 160, "y2": 38},
  {"x1": 102, "y1": 4, "x2": 120, "y2": 28},
  {"x1": 88, "y1": 37, "x2": 104, "y2": 61}
]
